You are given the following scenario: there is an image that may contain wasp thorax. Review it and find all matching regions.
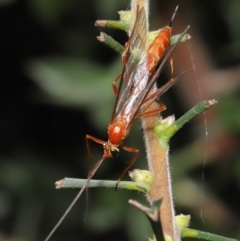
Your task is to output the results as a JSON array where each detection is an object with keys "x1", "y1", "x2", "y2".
[{"x1": 108, "y1": 120, "x2": 127, "y2": 145}]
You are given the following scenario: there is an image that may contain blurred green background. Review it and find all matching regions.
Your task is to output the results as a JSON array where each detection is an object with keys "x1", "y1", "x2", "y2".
[{"x1": 0, "y1": 0, "x2": 239, "y2": 241}]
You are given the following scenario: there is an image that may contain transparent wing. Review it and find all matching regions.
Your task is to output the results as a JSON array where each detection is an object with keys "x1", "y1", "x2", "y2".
[
  {"x1": 111, "y1": 7, "x2": 189, "y2": 128},
  {"x1": 134, "y1": 26, "x2": 190, "y2": 120},
  {"x1": 111, "y1": 7, "x2": 149, "y2": 123},
  {"x1": 113, "y1": 25, "x2": 190, "y2": 125}
]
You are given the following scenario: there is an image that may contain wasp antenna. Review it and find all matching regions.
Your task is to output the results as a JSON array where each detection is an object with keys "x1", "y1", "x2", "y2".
[
  {"x1": 169, "y1": 5, "x2": 179, "y2": 27},
  {"x1": 44, "y1": 156, "x2": 106, "y2": 241}
]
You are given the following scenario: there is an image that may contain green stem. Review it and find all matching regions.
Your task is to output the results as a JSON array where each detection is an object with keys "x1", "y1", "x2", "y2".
[
  {"x1": 169, "y1": 33, "x2": 191, "y2": 45},
  {"x1": 95, "y1": 20, "x2": 128, "y2": 31},
  {"x1": 55, "y1": 178, "x2": 150, "y2": 192},
  {"x1": 155, "y1": 100, "x2": 217, "y2": 146},
  {"x1": 97, "y1": 32, "x2": 124, "y2": 55},
  {"x1": 181, "y1": 228, "x2": 238, "y2": 241},
  {"x1": 97, "y1": 31, "x2": 190, "y2": 56}
]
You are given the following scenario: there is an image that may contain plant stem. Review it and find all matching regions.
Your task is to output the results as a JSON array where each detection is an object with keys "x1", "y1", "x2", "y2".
[
  {"x1": 55, "y1": 178, "x2": 150, "y2": 192},
  {"x1": 131, "y1": 0, "x2": 178, "y2": 239},
  {"x1": 97, "y1": 32, "x2": 124, "y2": 55},
  {"x1": 141, "y1": 90, "x2": 178, "y2": 241},
  {"x1": 155, "y1": 99, "x2": 218, "y2": 146},
  {"x1": 181, "y1": 228, "x2": 238, "y2": 241}
]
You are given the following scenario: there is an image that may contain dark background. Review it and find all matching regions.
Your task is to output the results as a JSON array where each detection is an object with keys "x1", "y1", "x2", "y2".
[{"x1": 0, "y1": 0, "x2": 240, "y2": 241}]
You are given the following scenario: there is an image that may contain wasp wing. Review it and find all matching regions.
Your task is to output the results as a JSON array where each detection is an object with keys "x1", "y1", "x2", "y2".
[
  {"x1": 111, "y1": 7, "x2": 149, "y2": 123},
  {"x1": 133, "y1": 26, "x2": 190, "y2": 120}
]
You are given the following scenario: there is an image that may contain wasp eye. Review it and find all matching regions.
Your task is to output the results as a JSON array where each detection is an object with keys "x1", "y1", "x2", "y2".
[{"x1": 111, "y1": 147, "x2": 119, "y2": 158}]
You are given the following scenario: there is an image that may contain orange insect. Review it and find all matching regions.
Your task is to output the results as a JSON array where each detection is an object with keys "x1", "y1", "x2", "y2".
[{"x1": 45, "y1": 6, "x2": 189, "y2": 241}]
